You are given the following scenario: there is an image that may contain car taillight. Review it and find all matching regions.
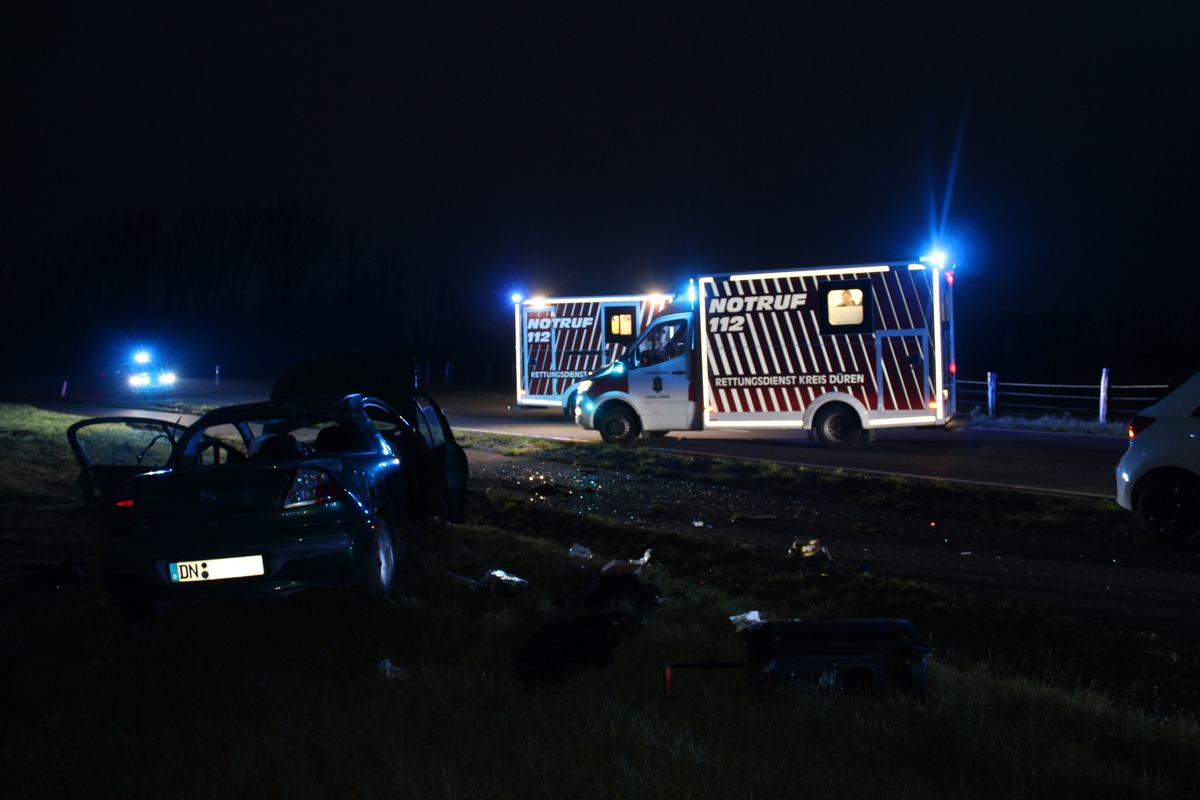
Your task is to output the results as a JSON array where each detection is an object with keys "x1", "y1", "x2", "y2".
[
  {"x1": 112, "y1": 495, "x2": 137, "y2": 526},
  {"x1": 1128, "y1": 414, "x2": 1155, "y2": 439},
  {"x1": 283, "y1": 468, "x2": 347, "y2": 508}
]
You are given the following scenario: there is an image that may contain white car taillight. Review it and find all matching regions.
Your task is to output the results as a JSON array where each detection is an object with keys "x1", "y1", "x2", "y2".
[{"x1": 283, "y1": 468, "x2": 347, "y2": 508}]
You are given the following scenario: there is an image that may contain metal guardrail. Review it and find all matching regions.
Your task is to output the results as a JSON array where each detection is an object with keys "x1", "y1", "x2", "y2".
[{"x1": 958, "y1": 369, "x2": 1167, "y2": 423}]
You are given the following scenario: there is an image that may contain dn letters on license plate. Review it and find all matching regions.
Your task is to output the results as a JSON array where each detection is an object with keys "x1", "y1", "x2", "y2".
[{"x1": 169, "y1": 555, "x2": 265, "y2": 583}]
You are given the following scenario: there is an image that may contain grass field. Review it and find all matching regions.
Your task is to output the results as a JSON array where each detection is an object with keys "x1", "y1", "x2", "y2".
[{"x1": 3, "y1": 403, "x2": 1199, "y2": 799}]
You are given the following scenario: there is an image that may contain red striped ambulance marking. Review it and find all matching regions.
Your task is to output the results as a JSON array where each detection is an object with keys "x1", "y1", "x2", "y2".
[{"x1": 700, "y1": 265, "x2": 944, "y2": 421}]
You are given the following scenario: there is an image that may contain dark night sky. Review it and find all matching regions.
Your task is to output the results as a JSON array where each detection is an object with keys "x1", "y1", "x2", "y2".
[{"x1": 4, "y1": 2, "x2": 1198, "y2": 378}]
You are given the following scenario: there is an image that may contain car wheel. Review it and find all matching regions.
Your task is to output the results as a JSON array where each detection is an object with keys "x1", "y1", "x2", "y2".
[
  {"x1": 598, "y1": 406, "x2": 639, "y2": 446},
  {"x1": 563, "y1": 392, "x2": 576, "y2": 419},
  {"x1": 814, "y1": 404, "x2": 861, "y2": 449},
  {"x1": 362, "y1": 517, "x2": 397, "y2": 598},
  {"x1": 1137, "y1": 473, "x2": 1200, "y2": 544}
]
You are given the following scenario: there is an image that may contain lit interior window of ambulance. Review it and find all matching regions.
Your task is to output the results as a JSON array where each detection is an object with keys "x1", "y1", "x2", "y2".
[
  {"x1": 827, "y1": 288, "x2": 864, "y2": 326},
  {"x1": 610, "y1": 313, "x2": 633, "y2": 337}
]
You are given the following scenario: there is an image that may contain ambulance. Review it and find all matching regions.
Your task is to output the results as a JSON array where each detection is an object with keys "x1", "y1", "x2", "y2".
[
  {"x1": 514, "y1": 292, "x2": 673, "y2": 415},
  {"x1": 574, "y1": 257, "x2": 958, "y2": 447}
]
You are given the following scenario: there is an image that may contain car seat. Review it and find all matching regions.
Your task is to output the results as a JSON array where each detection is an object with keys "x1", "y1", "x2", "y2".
[
  {"x1": 253, "y1": 433, "x2": 305, "y2": 460},
  {"x1": 315, "y1": 424, "x2": 358, "y2": 453}
]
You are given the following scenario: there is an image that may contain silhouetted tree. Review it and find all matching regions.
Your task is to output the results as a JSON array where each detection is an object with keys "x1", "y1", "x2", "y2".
[
  {"x1": 172, "y1": 208, "x2": 257, "y2": 311},
  {"x1": 250, "y1": 203, "x2": 326, "y2": 311},
  {"x1": 92, "y1": 212, "x2": 163, "y2": 317}
]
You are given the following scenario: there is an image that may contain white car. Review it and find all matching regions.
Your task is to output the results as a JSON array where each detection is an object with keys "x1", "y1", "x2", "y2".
[{"x1": 1115, "y1": 369, "x2": 1200, "y2": 542}]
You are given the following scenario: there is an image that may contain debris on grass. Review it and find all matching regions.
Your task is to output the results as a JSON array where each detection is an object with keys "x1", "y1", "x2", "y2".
[
  {"x1": 448, "y1": 569, "x2": 530, "y2": 593},
  {"x1": 376, "y1": 658, "x2": 408, "y2": 680}
]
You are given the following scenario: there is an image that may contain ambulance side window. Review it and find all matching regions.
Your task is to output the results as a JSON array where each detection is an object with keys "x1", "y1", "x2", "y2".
[
  {"x1": 604, "y1": 305, "x2": 638, "y2": 347},
  {"x1": 828, "y1": 288, "x2": 864, "y2": 325},
  {"x1": 820, "y1": 280, "x2": 872, "y2": 334}
]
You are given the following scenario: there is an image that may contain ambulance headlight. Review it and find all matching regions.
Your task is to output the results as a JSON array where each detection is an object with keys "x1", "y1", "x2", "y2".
[{"x1": 577, "y1": 380, "x2": 593, "y2": 395}]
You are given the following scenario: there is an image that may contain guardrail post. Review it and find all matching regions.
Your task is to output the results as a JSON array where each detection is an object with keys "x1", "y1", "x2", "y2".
[
  {"x1": 1099, "y1": 367, "x2": 1110, "y2": 423},
  {"x1": 987, "y1": 372, "x2": 997, "y2": 417}
]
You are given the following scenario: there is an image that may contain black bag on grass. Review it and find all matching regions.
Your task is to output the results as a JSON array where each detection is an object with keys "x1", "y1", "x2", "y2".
[{"x1": 511, "y1": 611, "x2": 642, "y2": 687}]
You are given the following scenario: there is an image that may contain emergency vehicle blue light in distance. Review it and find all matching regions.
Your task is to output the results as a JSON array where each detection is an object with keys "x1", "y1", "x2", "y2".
[
  {"x1": 511, "y1": 292, "x2": 523, "y2": 304},
  {"x1": 133, "y1": 350, "x2": 151, "y2": 364}
]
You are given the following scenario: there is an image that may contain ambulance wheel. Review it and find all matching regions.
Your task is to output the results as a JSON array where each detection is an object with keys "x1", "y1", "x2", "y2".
[
  {"x1": 814, "y1": 404, "x2": 861, "y2": 449},
  {"x1": 598, "y1": 406, "x2": 639, "y2": 446}
]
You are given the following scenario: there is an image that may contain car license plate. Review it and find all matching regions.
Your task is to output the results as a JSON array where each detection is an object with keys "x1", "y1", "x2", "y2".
[{"x1": 169, "y1": 555, "x2": 265, "y2": 583}]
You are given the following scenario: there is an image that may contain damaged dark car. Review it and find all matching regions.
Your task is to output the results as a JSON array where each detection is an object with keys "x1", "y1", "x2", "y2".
[{"x1": 68, "y1": 385, "x2": 467, "y2": 615}]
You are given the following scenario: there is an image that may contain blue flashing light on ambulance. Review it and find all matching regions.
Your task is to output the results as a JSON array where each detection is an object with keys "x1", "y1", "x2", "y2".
[{"x1": 573, "y1": 256, "x2": 959, "y2": 447}]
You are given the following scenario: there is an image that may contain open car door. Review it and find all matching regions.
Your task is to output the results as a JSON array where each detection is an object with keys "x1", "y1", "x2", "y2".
[
  {"x1": 411, "y1": 392, "x2": 469, "y2": 523},
  {"x1": 66, "y1": 417, "x2": 187, "y2": 522}
]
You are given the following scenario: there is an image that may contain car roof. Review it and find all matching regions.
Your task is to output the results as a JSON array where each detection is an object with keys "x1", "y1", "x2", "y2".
[{"x1": 190, "y1": 394, "x2": 370, "y2": 427}]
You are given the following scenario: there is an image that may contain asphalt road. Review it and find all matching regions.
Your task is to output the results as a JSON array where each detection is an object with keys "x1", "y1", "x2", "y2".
[{"x1": 440, "y1": 395, "x2": 1129, "y2": 499}]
